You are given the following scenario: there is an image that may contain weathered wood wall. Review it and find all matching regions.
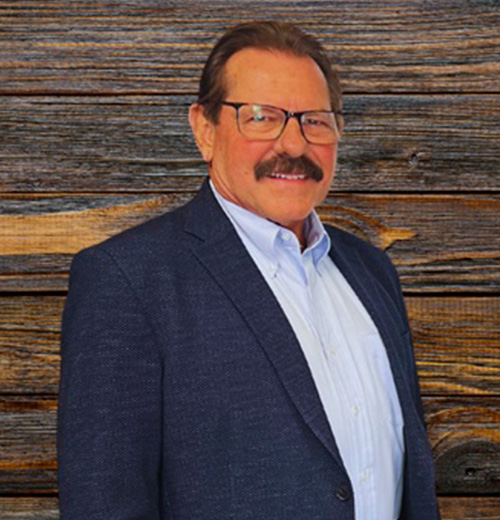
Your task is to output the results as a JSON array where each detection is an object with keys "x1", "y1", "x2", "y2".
[{"x1": 1, "y1": 1, "x2": 499, "y2": 517}]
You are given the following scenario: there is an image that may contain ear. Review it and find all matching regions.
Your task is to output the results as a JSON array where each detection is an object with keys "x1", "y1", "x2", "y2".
[{"x1": 189, "y1": 103, "x2": 216, "y2": 163}]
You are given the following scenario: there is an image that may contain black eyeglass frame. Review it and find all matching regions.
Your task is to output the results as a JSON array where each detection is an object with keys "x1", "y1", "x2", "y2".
[{"x1": 220, "y1": 101, "x2": 343, "y2": 144}]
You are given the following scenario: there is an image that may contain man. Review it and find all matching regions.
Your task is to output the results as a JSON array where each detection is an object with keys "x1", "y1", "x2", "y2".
[{"x1": 58, "y1": 21, "x2": 440, "y2": 519}]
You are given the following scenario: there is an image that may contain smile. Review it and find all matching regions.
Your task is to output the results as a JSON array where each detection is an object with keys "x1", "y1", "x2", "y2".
[{"x1": 268, "y1": 172, "x2": 308, "y2": 180}]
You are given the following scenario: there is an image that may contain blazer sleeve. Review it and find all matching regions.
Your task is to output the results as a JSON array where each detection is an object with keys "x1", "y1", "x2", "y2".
[{"x1": 57, "y1": 246, "x2": 163, "y2": 519}]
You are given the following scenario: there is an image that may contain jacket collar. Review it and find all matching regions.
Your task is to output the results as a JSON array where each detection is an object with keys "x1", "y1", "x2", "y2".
[{"x1": 182, "y1": 179, "x2": 344, "y2": 466}]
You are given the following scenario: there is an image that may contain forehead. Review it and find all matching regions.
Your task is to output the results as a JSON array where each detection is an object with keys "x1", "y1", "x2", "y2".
[{"x1": 223, "y1": 48, "x2": 331, "y2": 111}]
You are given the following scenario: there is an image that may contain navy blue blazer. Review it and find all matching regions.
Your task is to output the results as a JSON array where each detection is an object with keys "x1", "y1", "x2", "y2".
[{"x1": 58, "y1": 180, "x2": 440, "y2": 519}]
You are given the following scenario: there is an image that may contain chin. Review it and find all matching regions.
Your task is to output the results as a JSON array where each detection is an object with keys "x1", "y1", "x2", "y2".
[{"x1": 271, "y1": 210, "x2": 312, "y2": 228}]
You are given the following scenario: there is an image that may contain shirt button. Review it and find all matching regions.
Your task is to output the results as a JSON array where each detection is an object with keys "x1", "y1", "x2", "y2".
[
  {"x1": 327, "y1": 348, "x2": 336, "y2": 359},
  {"x1": 351, "y1": 405, "x2": 360, "y2": 416},
  {"x1": 336, "y1": 483, "x2": 351, "y2": 501},
  {"x1": 361, "y1": 470, "x2": 368, "y2": 483}
]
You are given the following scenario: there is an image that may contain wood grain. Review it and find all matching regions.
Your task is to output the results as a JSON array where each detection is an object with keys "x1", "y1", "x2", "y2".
[
  {"x1": 0, "y1": 398, "x2": 57, "y2": 494},
  {"x1": 0, "y1": 296, "x2": 62, "y2": 394},
  {"x1": 1, "y1": 1, "x2": 499, "y2": 94},
  {"x1": 425, "y1": 398, "x2": 500, "y2": 495},
  {"x1": 438, "y1": 497, "x2": 500, "y2": 519},
  {"x1": 1, "y1": 295, "x2": 499, "y2": 395},
  {"x1": 406, "y1": 297, "x2": 500, "y2": 396},
  {"x1": 0, "y1": 498, "x2": 59, "y2": 519},
  {"x1": 0, "y1": 94, "x2": 498, "y2": 193},
  {"x1": 0, "y1": 396, "x2": 497, "y2": 495},
  {"x1": 1, "y1": 193, "x2": 498, "y2": 292}
]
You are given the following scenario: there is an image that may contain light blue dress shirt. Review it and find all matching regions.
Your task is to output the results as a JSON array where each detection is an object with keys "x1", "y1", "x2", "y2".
[{"x1": 210, "y1": 181, "x2": 405, "y2": 520}]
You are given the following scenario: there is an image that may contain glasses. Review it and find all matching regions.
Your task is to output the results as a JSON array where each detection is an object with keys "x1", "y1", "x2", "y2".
[{"x1": 221, "y1": 102, "x2": 342, "y2": 144}]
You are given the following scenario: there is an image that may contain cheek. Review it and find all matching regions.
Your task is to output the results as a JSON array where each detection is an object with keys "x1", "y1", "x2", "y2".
[
  {"x1": 315, "y1": 148, "x2": 337, "y2": 192},
  {"x1": 235, "y1": 142, "x2": 276, "y2": 174},
  {"x1": 317, "y1": 147, "x2": 337, "y2": 176}
]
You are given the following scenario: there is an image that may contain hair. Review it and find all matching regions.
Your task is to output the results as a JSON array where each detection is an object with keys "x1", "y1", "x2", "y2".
[{"x1": 197, "y1": 21, "x2": 343, "y2": 127}]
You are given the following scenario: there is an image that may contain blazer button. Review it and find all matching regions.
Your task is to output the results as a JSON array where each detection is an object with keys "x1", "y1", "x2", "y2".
[{"x1": 336, "y1": 483, "x2": 351, "y2": 501}]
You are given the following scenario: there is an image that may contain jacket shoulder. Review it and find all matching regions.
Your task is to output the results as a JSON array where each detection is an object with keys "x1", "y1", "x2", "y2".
[
  {"x1": 110, "y1": 201, "x2": 186, "y2": 245},
  {"x1": 73, "y1": 197, "x2": 194, "y2": 267}
]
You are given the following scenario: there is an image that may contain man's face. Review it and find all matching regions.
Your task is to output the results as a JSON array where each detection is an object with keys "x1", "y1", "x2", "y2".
[{"x1": 191, "y1": 48, "x2": 339, "y2": 236}]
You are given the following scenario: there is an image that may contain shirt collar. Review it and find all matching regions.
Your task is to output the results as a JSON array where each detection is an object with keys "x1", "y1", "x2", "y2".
[
  {"x1": 209, "y1": 179, "x2": 331, "y2": 267},
  {"x1": 304, "y1": 210, "x2": 331, "y2": 265}
]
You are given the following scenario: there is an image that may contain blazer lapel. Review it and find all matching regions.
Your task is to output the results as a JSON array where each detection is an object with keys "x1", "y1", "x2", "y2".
[
  {"x1": 326, "y1": 228, "x2": 415, "y2": 424},
  {"x1": 182, "y1": 181, "x2": 343, "y2": 466}
]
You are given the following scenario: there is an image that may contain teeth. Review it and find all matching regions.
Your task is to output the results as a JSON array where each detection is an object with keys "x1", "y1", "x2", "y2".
[{"x1": 269, "y1": 173, "x2": 307, "y2": 180}]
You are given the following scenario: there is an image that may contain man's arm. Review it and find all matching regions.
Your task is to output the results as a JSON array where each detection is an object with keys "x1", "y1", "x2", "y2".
[{"x1": 58, "y1": 247, "x2": 163, "y2": 519}]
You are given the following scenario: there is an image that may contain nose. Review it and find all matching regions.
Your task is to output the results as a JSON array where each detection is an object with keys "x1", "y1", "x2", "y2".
[{"x1": 273, "y1": 116, "x2": 308, "y2": 158}]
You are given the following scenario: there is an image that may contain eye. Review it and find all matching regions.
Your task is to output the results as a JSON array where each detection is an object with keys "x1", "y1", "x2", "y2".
[
  {"x1": 241, "y1": 113, "x2": 269, "y2": 124},
  {"x1": 240, "y1": 106, "x2": 281, "y2": 126},
  {"x1": 251, "y1": 111, "x2": 278, "y2": 123},
  {"x1": 303, "y1": 116, "x2": 328, "y2": 127}
]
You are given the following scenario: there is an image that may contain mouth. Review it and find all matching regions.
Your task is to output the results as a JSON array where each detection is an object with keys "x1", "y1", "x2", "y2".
[
  {"x1": 255, "y1": 154, "x2": 323, "y2": 182},
  {"x1": 267, "y1": 172, "x2": 308, "y2": 180}
]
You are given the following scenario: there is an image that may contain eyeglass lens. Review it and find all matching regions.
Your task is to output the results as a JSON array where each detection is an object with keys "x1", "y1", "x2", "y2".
[{"x1": 237, "y1": 104, "x2": 339, "y2": 144}]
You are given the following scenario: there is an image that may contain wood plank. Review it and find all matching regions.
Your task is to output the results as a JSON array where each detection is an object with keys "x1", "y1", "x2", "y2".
[
  {"x1": 406, "y1": 297, "x2": 500, "y2": 396},
  {"x1": 0, "y1": 469, "x2": 57, "y2": 495},
  {"x1": 1, "y1": 193, "x2": 498, "y2": 292},
  {"x1": 0, "y1": 327, "x2": 60, "y2": 393},
  {"x1": 0, "y1": 399, "x2": 57, "y2": 493},
  {"x1": 0, "y1": 296, "x2": 63, "y2": 394},
  {"x1": 0, "y1": 396, "x2": 497, "y2": 494},
  {"x1": 425, "y1": 398, "x2": 500, "y2": 495},
  {"x1": 0, "y1": 498, "x2": 59, "y2": 519},
  {"x1": 0, "y1": 1, "x2": 498, "y2": 94},
  {"x1": 438, "y1": 497, "x2": 500, "y2": 519},
  {"x1": 1, "y1": 296, "x2": 499, "y2": 395},
  {"x1": 0, "y1": 94, "x2": 499, "y2": 193}
]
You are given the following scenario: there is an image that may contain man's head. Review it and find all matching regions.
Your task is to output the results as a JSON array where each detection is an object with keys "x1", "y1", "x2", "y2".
[{"x1": 189, "y1": 21, "x2": 343, "y2": 240}]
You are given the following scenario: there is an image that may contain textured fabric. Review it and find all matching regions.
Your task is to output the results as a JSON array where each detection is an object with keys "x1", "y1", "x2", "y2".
[
  {"x1": 58, "y1": 179, "x2": 440, "y2": 519},
  {"x1": 212, "y1": 182, "x2": 404, "y2": 520}
]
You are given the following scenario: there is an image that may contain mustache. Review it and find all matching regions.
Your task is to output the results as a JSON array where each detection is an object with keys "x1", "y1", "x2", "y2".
[{"x1": 254, "y1": 154, "x2": 323, "y2": 182}]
